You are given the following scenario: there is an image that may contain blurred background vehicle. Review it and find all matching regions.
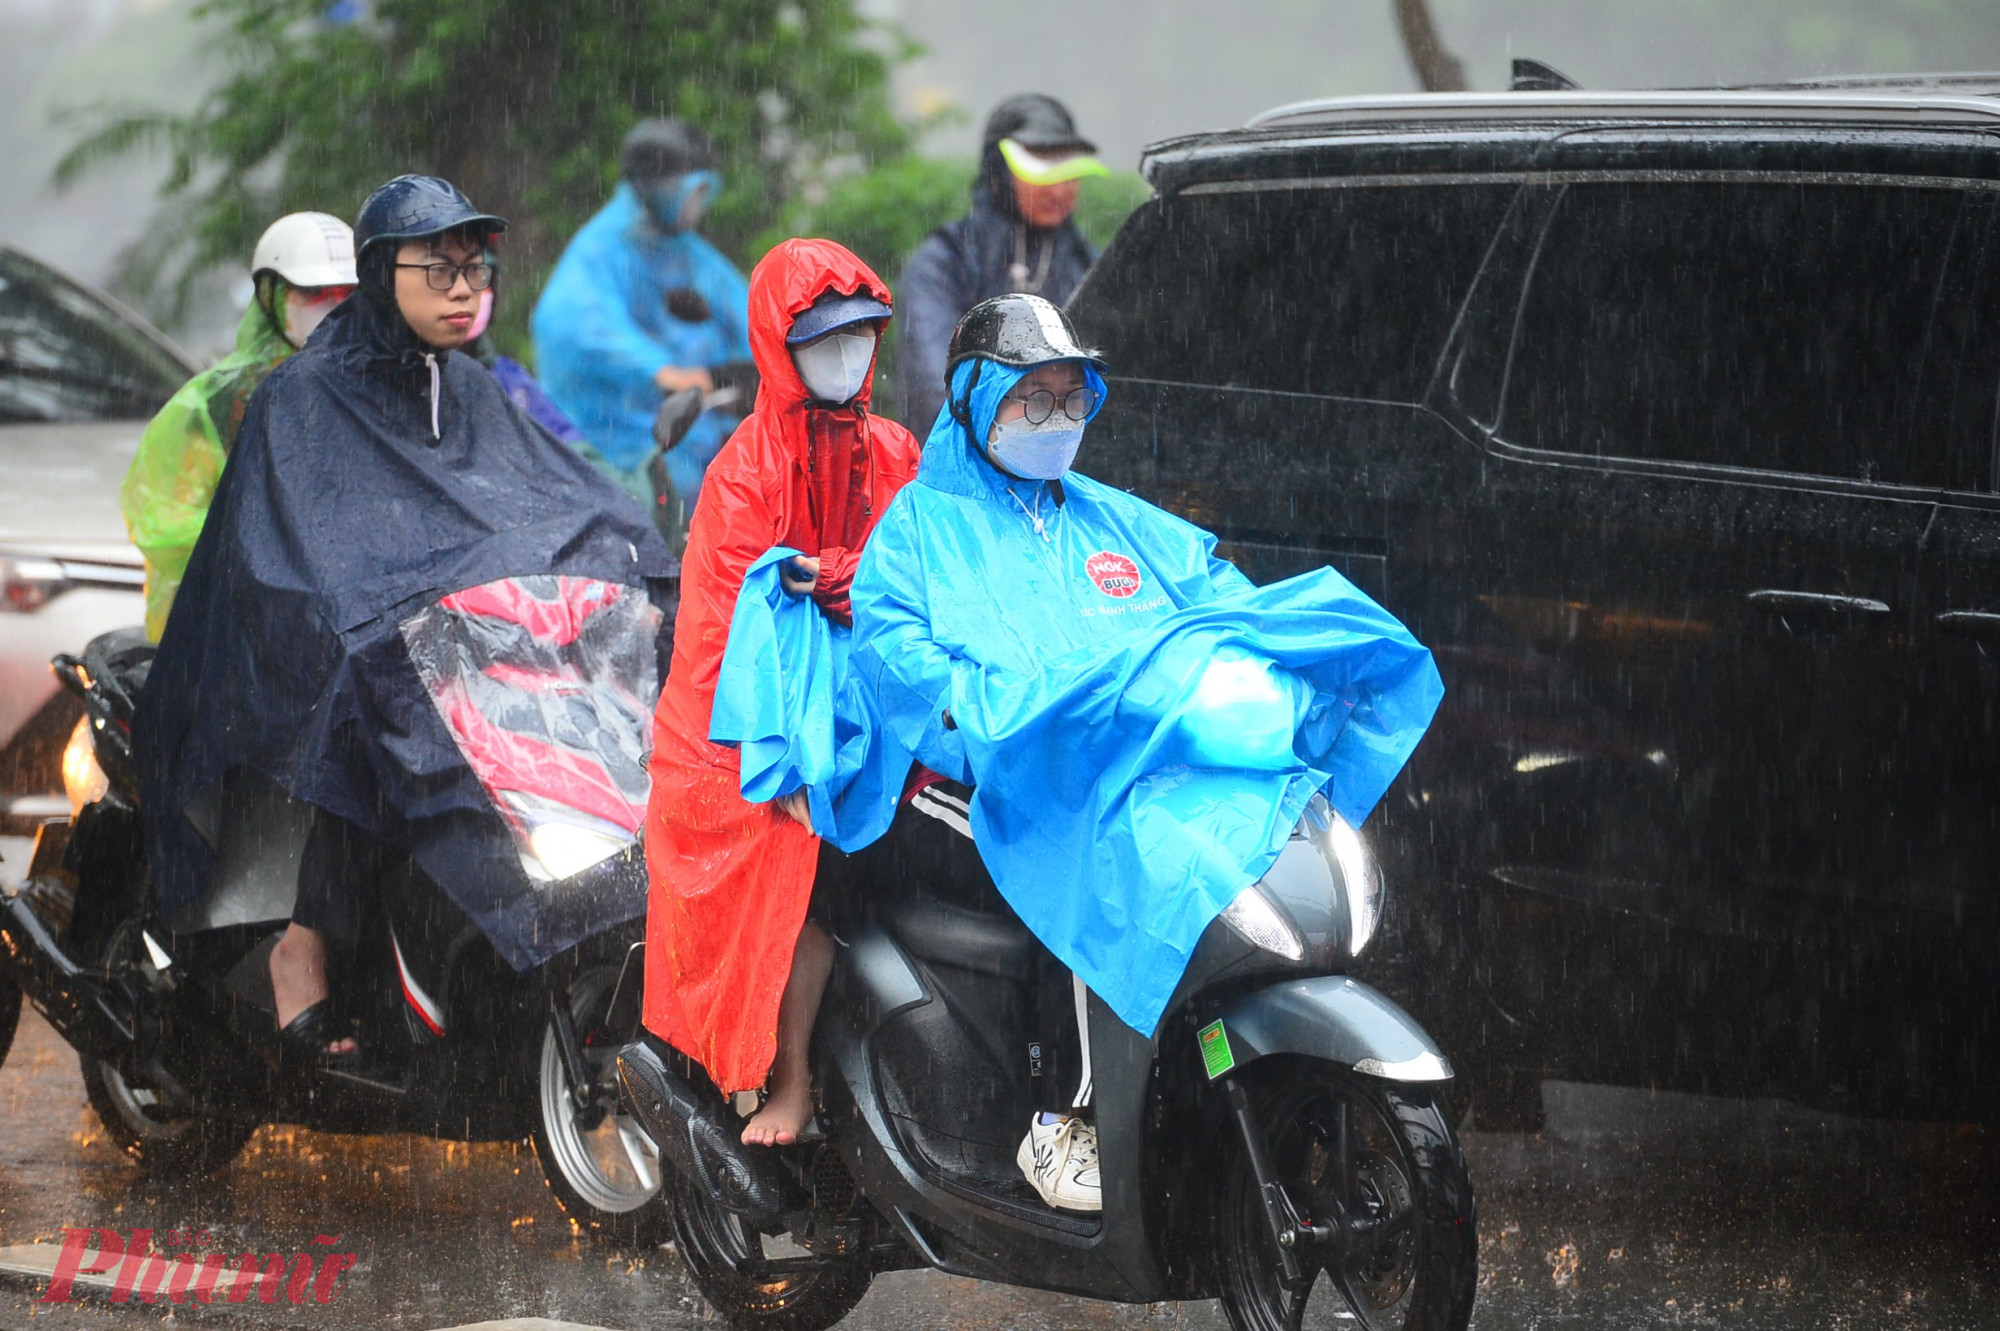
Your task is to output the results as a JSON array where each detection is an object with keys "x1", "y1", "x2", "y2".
[
  {"x1": 0, "y1": 243, "x2": 193, "y2": 861},
  {"x1": 1069, "y1": 74, "x2": 2000, "y2": 1130}
]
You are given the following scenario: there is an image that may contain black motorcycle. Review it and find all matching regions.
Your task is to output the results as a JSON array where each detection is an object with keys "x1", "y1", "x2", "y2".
[
  {"x1": 0, "y1": 576, "x2": 672, "y2": 1245},
  {"x1": 619, "y1": 785, "x2": 1478, "y2": 1331}
]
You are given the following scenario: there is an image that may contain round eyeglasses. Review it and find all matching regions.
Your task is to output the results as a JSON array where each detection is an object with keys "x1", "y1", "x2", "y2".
[
  {"x1": 1001, "y1": 386, "x2": 1098, "y2": 425},
  {"x1": 395, "y1": 260, "x2": 497, "y2": 292}
]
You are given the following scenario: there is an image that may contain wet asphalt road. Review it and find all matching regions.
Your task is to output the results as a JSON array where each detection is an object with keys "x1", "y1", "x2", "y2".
[{"x1": 2, "y1": 1003, "x2": 1997, "y2": 1331}]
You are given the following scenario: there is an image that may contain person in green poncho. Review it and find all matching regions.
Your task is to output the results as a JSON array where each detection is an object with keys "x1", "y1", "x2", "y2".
[{"x1": 121, "y1": 212, "x2": 359, "y2": 639}]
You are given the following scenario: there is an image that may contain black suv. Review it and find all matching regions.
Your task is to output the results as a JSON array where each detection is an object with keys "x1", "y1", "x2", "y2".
[{"x1": 1069, "y1": 82, "x2": 2000, "y2": 1125}]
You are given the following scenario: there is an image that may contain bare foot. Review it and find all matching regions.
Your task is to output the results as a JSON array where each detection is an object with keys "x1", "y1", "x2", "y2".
[
  {"x1": 269, "y1": 925, "x2": 357, "y2": 1055},
  {"x1": 741, "y1": 1084, "x2": 813, "y2": 1147},
  {"x1": 741, "y1": 923, "x2": 832, "y2": 1147}
]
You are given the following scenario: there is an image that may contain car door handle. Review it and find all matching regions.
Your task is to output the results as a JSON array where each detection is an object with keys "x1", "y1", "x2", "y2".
[
  {"x1": 1935, "y1": 610, "x2": 2000, "y2": 642},
  {"x1": 1746, "y1": 590, "x2": 1891, "y2": 615}
]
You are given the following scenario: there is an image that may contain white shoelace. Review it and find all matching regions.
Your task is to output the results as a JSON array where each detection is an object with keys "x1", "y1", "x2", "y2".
[
  {"x1": 1055, "y1": 1117, "x2": 1098, "y2": 1164},
  {"x1": 1052, "y1": 1117, "x2": 1099, "y2": 1188}
]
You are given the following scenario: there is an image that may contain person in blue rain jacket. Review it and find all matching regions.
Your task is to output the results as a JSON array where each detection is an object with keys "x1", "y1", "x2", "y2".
[
  {"x1": 846, "y1": 294, "x2": 1444, "y2": 1214},
  {"x1": 532, "y1": 118, "x2": 752, "y2": 521}
]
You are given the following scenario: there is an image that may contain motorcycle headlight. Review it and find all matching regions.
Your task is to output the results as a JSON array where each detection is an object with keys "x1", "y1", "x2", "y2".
[
  {"x1": 1219, "y1": 884, "x2": 1306, "y2": 961},
  {"x1": 1328, "y1": 812, "x2": 1384, "y2": 956},
  {"x1": 61, "y1": 717, "x2": 108, "y2": 815},
  {"x1": 529, "y1": 822, "x2": 630, "y2": 880},
  {"x1": 498, "y1": 790, "x2": 634, "y2": 882}
]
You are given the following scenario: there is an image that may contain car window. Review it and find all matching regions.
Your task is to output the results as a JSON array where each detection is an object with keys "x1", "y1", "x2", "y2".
[
  {"x1": 1496, "y1": 181, "x2": 1996, "y2": 490},
  {"x1": 1071, "y1": 183, "x2": 1517, "y2": 403},
  {"x1": 0, "y1": 249, "x2": 189, "y2": 423}
]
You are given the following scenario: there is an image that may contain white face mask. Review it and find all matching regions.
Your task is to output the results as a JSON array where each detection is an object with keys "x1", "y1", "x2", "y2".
[
  {"x1": 986, "y1": 416, "x2": 1084, "y2": 480},
  {"x1": 283, "y1": 286, "x2": 346, "y2": 348},
  {"x1": 792, "y1": 329, "x2": 877, "y2": 404}
]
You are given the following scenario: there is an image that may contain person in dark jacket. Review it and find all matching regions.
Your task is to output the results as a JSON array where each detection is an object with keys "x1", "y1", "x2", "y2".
[{"x1": 896, "y1": 93, "x2": 1106, "y2": 429}]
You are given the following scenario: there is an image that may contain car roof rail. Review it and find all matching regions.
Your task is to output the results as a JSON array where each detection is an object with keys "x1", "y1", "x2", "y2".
[
  {"x1": 1242, "y1": 88, "x2": 2000, "y2": 132},
  {"x1": 1511, "y1": 59, "x2": 1580, "y2": 92}
]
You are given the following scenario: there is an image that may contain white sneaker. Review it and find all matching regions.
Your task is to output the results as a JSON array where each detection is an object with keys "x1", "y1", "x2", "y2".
[{"x1": 1016, "y1": 1113, "x2": 1102, "y2": 1212}]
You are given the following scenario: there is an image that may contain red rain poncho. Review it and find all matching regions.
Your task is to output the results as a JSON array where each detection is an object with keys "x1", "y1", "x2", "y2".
[{"x1": 643, "y1": 239, "x2": 922, "y2": 1092}]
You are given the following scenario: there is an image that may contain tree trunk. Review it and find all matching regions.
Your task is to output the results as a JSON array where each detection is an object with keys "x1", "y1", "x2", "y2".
[{"x1": 1393, "y1": 0, "x2": 1470, "y2": 93}]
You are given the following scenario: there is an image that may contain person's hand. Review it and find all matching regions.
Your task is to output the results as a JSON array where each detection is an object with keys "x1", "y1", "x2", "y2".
[
  {"x1": 655, "y1": 365, "x2": 716, "y2": 394},
  {"x1": 780, "y1": 555, "x2": 821, "y2": 595},
  {"x1": 777, "y1": 789, "x2": 812, "y2": 828}
]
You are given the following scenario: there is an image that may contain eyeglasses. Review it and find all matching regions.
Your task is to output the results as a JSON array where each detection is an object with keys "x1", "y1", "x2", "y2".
[
  {"x1": 1000, "y1": 386, "x2": 1097, "y2": 425},
  {"x1": 395, "y1": 260, "x2": 496, "y2": 292}
]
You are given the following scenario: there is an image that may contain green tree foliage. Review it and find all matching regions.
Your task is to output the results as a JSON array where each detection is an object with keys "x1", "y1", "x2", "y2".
[
  {"x1": 754, "y1": 157, "x2": 1153, "y2": 282},
  {"x1": 752, "y1": 158, "x2": 1153, "y2": 412},
  {"x1": 56, "y1": 0, "x2": 913, "y2": 353},
  {"x1": 752, "y1": 155, "x2": 973, "y2": 284}
]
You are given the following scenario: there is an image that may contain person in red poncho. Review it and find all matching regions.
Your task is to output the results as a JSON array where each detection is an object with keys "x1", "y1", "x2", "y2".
[{"x1": 644, "y1": 238, "x2": 923, "y2": 1146}]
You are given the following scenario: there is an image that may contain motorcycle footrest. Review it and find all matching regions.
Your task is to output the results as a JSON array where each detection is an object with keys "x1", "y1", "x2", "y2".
[{"x1": 615, "y1": 1040, "x2": 803, "y2": 1226}]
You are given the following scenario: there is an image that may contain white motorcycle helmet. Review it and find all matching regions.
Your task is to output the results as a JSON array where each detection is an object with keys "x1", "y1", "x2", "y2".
[
  {"x1": 251, "y1": 212, "x2": 357, "y2": 347},
  {"x1": 252, "y1": 212, "x2": 357, "y2": 288}
]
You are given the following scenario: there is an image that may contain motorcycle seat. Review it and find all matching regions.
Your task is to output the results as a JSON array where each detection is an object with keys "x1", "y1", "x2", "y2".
[{"x1": 877, "y1": 895, "x2": 1042, "y2": 982}]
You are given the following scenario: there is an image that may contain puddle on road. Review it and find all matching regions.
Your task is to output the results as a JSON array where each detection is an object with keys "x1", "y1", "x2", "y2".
[{"x1": 5, "y1": 1007, "x2": 1998, "y2": 1329}]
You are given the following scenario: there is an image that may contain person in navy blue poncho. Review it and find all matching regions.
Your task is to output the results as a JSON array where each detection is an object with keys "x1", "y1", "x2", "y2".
[{"x1": 139, "y1": 177, "x2": 674, "y2": 1065}]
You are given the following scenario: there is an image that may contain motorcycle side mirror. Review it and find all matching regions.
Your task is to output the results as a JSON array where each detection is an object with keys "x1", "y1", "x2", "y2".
[{"x1": 653, "y1": 387, "x2": 706, "y2": 453}]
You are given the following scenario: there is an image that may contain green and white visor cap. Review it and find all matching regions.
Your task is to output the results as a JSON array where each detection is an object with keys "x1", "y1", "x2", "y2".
[{"x1": 998, "y1": 137, "x2": 1109, "y2": 186}]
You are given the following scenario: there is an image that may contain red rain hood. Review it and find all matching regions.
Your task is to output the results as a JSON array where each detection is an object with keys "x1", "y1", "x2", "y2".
[{"x1": 747, "y1": 237, "x2": 891, "y2": 416}]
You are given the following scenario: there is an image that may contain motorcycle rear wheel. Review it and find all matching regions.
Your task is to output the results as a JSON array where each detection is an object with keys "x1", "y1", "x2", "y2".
[
  {"x1": 531, "y1": 963, "x2": 669, "y2": 1245},
  {"x1": 80, "y1": 920, "x2": 255, "y2": 1178},
  {"x1": 1217, "y1": 1059, "x2": 1477, "y2": 1331},
  {"x1": 666, "y1": 1173, "x2": 872, "y2": 1331}
]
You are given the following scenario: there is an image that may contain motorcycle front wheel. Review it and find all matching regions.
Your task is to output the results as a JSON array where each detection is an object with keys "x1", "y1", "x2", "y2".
[
  {"x1": 530, "y1": 963, "x2": 669, "y2": 1245},
  {"x1": 1217, "y1": 1059, "x2": 1477, "y2": 1331},
  {"x1": 666, "y1": 1172, "x2": 871, "y2": 1331}
]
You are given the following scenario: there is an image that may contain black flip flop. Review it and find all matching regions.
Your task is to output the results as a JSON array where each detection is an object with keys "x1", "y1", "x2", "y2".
[{"x1": 278, "y1": 1000, "x2": 368, "y2": 1072}]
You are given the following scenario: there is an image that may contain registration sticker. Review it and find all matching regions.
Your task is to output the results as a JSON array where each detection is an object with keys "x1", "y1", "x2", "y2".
[{"x1": 1198, "y1": 1020, "x2": 1235, "y2": 1080}]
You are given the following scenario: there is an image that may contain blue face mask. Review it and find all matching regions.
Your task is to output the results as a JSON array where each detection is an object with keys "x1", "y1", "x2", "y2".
[
  {"x1": 987, "y1": 416, "x2": 1084, "y2": 480},
  {"x1": 643, "y1": 171, "x2": 722, "y2": 233}
]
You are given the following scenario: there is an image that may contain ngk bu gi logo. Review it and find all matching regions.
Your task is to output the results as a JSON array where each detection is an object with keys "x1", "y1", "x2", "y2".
[{"x1": 1086, "y1": 551, "x2": 1142, "y2": 599}]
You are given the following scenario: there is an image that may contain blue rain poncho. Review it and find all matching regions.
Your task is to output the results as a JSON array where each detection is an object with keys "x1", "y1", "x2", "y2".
[
  {"x1": 840, "y1": 360, "x2": 1445, "y2": 1035},
  {"x1": 530, "y1": 184, "x2": 751, "y2": 493},
  {"x1": 708, "y1": 547, "x2": 913, "y2": 851}
]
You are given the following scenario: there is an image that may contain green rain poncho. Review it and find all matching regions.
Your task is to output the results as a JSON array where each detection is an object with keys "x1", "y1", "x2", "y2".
[{"x1": 121, "y1": 286, "x2": 295, "y2": 640}]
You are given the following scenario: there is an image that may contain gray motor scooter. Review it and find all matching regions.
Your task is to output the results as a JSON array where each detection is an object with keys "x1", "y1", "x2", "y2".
[{"x1": 620, "y1": 789, "x2": 1477, "y2": 1331}]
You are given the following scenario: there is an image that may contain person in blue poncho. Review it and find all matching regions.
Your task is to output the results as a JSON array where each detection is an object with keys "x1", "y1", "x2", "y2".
[
  {"x1": 852, "y1": 295, "x2": 1254, "y2": 1213},
  {"x1": 531, "y1": 118, "x2": 753, "y2": 532}
]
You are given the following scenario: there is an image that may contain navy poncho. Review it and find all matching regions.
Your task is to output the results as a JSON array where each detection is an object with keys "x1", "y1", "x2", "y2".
[{"x1": 137, "y1": 287, "x2": 677, "y2": 969}]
